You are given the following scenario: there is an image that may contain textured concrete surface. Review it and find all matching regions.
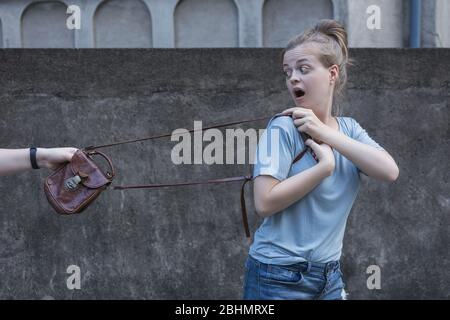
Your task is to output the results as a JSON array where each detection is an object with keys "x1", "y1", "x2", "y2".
[
  {"x1": 1, "y1": 0, "x2": 449, "y2": 48},
  {"x1": 0, "y1": 49, "x2": 448, "y2": 299}
]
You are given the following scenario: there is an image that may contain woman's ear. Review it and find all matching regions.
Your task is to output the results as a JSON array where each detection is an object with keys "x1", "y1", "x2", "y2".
[{"x1": 329, "y1": 65, "x2": 339, "y2": 83}]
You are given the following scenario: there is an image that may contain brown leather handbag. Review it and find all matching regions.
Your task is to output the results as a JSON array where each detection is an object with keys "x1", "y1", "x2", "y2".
[{"x1": 44, "y1": 149, "x2": 115, "y2": 214}]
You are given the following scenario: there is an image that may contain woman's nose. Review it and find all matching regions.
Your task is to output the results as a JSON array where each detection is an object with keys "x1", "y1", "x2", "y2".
[
  {"x1": 289, "y1": 69, "x2": 301, "y2": 84},
  {"x1": 289, "y1": 74, "x2": 300, "y2": 85}
]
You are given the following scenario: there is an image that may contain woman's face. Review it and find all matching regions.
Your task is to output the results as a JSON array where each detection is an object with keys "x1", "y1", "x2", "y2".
[{"x1": 283, "y1": 43, "x2": 335, "y2": 110}]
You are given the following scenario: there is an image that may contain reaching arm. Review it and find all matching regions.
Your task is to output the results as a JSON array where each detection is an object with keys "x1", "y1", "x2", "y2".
[{"x1": 0, "y1": 147, "x2": 78, "y2": 176}]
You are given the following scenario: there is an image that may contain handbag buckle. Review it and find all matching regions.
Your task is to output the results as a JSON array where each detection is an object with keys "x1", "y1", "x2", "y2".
[{"x1": 65, "y1": 175, "x2": 82, "y2": 191}]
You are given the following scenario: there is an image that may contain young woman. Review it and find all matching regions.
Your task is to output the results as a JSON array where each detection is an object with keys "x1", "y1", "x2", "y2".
[
  {"x1": 0, "y1": 147, "x2": 78, "y2": 176},
  {"x1": 243, "y1": 19, "x2": 399, "y2": 300}
]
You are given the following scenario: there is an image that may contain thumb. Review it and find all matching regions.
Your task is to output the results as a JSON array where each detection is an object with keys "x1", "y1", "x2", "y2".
[
  {"x1": 305, "y1": 139, "x2": 319, "y2": 161},
  {"x1": 62, "y1": 148, "x2": 78, "y2": 162},
  {"x1": 67, "y1": 149, "x2": 78, "y2": 161},
  {"x1": 305, "y1": 139, "x2": 316, "y2": 147},
  {"x1": 305, "y1": 139, "x2": 320, "y2": 152}
]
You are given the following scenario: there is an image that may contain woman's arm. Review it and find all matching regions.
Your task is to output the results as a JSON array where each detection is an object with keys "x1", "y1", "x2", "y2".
[
  {"x1": 320, "y1": 130, "x2": 399, "y2": 182},
  {"x1": 281, "y1": 107, "x2": 399, "y2": 183},
  {"x1": 0, "y1": 147, "x2": 78, "y2": 176},
  {"x1": 254, "y1": 139, "x2": 335, "y2": 218}
]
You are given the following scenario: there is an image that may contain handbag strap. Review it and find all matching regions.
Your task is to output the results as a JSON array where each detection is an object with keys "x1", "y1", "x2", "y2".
[
  {"x1": 113, "y1": 175, "x2": 254, "y2": 239},
  {"x1": 84, "y1": 149, "x2": 116, "y2": 179},
  {"x1": 84, "y1": 115, "x2": 274, "y2": 151},
  {"x1": 112, "y1": 114, "x2": 318, "y2": 240}
]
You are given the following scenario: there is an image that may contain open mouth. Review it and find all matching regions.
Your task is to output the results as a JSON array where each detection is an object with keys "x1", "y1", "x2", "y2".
[{"x1": 293, "y1": 88, "x2": 305, "y2": 98}]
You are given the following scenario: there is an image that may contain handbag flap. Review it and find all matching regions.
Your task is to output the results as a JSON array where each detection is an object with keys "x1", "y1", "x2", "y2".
[{"x1": 69, "y1": 150, "x2": 111, "y2": 189}]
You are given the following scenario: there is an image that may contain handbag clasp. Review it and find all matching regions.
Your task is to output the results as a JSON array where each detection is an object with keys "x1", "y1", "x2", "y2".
[{"x1": 65, "y1": 175, "x2": 82, "y2": 191}]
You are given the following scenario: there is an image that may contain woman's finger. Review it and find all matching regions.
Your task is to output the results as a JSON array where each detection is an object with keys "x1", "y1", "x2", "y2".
[
  {"x1": 305, "y1": 139, "x2": 320, "y2": 161},
  {"x1": 293, "y1": 118, "x2": 304, "y2": 127},
  {"x1": 294, "y1": 115, "x2": 313, "y2": 126},
  {"x1": 283, "y1": 107, "x2": 309, "y2": 114},
  {"x1": 281, "y1": 107, "x2": 298, "y2": 115},
  {"x1": 292, "y1": 109, "x2": 310, "y2": 119},
  {"x1": 305, "y1": 139, "x2": 318, "y2": 149}
]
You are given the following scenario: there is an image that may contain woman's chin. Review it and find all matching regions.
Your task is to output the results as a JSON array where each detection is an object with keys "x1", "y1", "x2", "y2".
[{"x1": 293, "y1": 99, "x2": 308, "y2": 108}]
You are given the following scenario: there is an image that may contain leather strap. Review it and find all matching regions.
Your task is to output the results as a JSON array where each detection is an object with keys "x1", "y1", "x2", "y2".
[
  {"x1": 84, "y1": 149, "x2": 116, "y2": 179},
  {"x1": 113, "y1": 175, "x2": 252, "y2": 190},
  {"x1": 113, "y1": 175, "x2": 255, "y2": 239},
  {"x1": 84, "y1": 115, "x2": 273, "y2": 151}
]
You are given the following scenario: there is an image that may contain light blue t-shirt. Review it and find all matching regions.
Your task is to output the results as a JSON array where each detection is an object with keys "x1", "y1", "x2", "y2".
[{"x1": 249, "y1": 115, "x2": 385, "y2": 264}]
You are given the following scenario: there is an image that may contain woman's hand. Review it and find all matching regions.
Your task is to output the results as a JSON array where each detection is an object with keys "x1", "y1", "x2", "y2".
[
  {"x1": 37, "y1": 147, "x2": 78, "y2": 170},
  {"x1": 305, "y1": 139, "x2": 335, "y2": 174},
  {"x1": 281, "y1": 107, "x2": 332, "y2": 144}
]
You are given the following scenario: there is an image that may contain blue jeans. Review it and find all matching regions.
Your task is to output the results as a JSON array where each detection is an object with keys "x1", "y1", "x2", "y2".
[{"x1": 242, "y1": 254, "x2": 347, "y2": 300}]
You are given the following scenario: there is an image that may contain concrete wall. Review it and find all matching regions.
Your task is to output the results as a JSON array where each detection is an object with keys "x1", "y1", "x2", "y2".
[
  {"x1": 347, "y1": 0, "x2": 409, "y2": 47},
  {"x1": 174, "y1": 0, "x2": 238, "y2": 48},
  {"x1": 94, "y1": 0, "x2": 152, "y2": 48},
  {"x1": 21, "y1": 1, "x2": 75, "y2": 48},
  {"x1": 262, "y1": 0, "x2": 333, "y2": 47},
  {"x1": 435, "y1": 0, "x2": 450, "y2": 47},
  {"x1": 0, "y1": 18, "x2": 3, "y2": 48},
  {"x1": 0, "y1": 0, "x2": 449, "y2": 48},
  {"x1": 0, "y1": 49, "x2": 448, "y2": 299}
]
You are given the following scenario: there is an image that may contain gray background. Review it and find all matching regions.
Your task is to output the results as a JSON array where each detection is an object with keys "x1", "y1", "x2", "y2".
[{"x1": 0, "y1": 49, "x2": 448, "y2": 299}]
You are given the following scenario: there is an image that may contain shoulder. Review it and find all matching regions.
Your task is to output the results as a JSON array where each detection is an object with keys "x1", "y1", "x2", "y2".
[
  {"x1": 266, "y1": 115, "x2": 299, "y2": 143},
  {"x1": 337, "y1": 116, "x2": 360, "y2": 138},
  {"x1": 266, "y1": 114, "x2": 297, "y2": 135}
]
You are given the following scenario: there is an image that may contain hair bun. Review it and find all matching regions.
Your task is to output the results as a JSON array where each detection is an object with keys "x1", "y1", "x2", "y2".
[{"x1": 314, "y1": 19, "x2": 349, "y2": 63}]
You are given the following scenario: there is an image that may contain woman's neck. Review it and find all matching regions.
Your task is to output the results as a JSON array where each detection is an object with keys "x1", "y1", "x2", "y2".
[
  {"x1": 314, "y1": 98, "x2": 337, "y2": 130},
  {"x1": 315, "y1": 110, "x2": 336, "y2": 129}
]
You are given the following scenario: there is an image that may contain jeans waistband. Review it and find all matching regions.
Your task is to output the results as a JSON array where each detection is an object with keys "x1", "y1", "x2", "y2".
[{"x1": 248, "y1": 254, "x2": 340, "y2": 275}]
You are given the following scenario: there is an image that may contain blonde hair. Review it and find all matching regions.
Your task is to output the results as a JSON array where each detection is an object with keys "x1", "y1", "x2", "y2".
[{"x1": 282, "y1": 19, "x2": 352, "y2": 116}]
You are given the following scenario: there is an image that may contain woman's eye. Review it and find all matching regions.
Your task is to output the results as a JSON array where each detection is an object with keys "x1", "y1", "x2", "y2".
[
  {"x1": 298, "y1": 66, "x2": 309, "y2": 74},
  {"x1": 283, "y1": 69, "x2": 292, "y2": 78}
]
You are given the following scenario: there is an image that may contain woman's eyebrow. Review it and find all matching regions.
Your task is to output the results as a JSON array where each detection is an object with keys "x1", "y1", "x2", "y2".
[
  {"x1": 283, "y1": 58, "x2": 310, "y2": 67},
  {"x1": 295, "y1": 58, "x2": 310, "y2": 64}
]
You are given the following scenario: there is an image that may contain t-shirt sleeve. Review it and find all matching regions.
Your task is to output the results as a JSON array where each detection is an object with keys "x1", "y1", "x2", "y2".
[
  {"x1": 351, "y1": 118, "x2": 385, "y2": 176},
  {"x1": 252, "y1": 116, "x2": 296, "y2": 181},
  {"x1": 351, "y1": 118, "x2": 385, "y2": 151}
]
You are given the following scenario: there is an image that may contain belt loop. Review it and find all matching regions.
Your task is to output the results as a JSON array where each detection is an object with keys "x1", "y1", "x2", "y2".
[
  {"x1": 326, "y1": 261, "x2": 338, "y2": 274},
  {"x1": 325, "y1": 262, "x2": 332, "y2": 274},
  {"x1": 306, "y1": 261, "x2": 311, "y2": 273}
]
